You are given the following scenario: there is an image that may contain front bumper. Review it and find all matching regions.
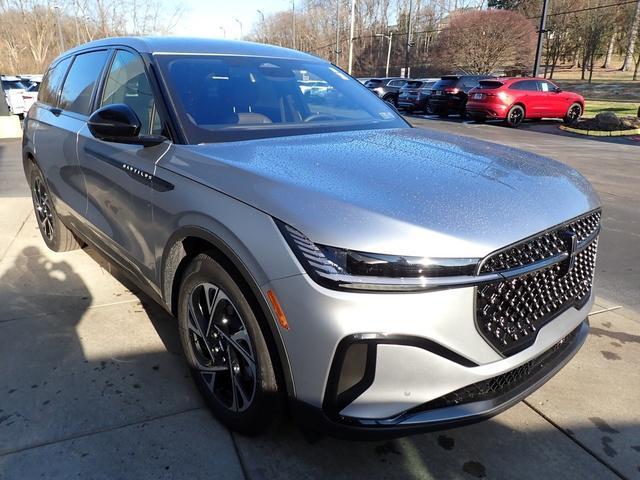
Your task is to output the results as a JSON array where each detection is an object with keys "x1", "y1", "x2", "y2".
[
  {"x1": 291, "y1": 319, "x2": 588, "y2": 439},
  {"x1": 265, "y1": 271, "x2": 592, "y2": 437}
]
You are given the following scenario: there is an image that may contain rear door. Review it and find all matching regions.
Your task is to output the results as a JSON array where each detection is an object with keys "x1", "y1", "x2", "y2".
[{"x1": 76, "y1": 48, "x2": 170, "y2": 283}]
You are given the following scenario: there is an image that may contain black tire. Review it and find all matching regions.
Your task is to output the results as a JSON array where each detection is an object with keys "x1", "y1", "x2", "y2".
[
  {"x1": 564, "y1": 102, "x2": 582, "y2": 125},
  {"x1": 437, "y1": 108, "x2": 449, "y2": 118},
  {"x1": 458, "y1": 102, "x2": 467, "y2": 119},
  {"x1": 29, "y1": 166, "x2": 81, "y2": 252},
  {"x1": 177, "y1": 253, "x2": 280, "y2": 436},
  {"x1": 505, "y1": 105, "x2": 525, "y2": 128},
  {"x1": 383, "y1": 94, "x2": 397, "y2": 107}
]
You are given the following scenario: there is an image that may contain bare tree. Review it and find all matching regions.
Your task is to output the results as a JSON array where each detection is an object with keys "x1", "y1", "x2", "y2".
[
  {"x1": 430, "y1": 9, "x2": 535, "y2": 74},
  {"x1": 621, "y1": 0, "x2": 640, "y2": 71}
]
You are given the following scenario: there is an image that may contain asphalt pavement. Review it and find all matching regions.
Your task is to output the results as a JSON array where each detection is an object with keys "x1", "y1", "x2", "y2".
[{"x1": 0, "y1": 125, "x2": 638, "y2": 480}]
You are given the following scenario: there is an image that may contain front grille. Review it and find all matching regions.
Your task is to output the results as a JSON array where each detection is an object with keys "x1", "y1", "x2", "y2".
[
  {"x1": 417, "y1": 325, "x2": 580, "y2": 411},
  {"x1": 476, "y1": 210, "x2": 600, "y2": 356},
  {"x1": 480, "y1": 211, "x2": 600, "y2": 274}
]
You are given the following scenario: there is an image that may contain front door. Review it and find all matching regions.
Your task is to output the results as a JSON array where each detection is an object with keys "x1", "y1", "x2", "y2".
[{"x1": 77, "y1": 49, "x2": 169, "y2": 284}]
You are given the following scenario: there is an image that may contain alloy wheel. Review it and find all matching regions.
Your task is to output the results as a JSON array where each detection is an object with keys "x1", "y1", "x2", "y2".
[
  {"x1": 187, "y1": 282, "x2": 256, "y2": 412},
  {"x1": 508, "y1": 106, "x2": 524, "y2": 127},
  {"x1": 567, "y1": 104, "x2": 581, "y2": 123},
  {"x1": 33, "y1": 177, "x2": 54, "y2": 242}
]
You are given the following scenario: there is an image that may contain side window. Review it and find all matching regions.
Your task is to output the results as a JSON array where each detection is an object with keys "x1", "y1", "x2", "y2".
[
  {"x1": 101, "y1": 50, "x2": 158, "y2": 135},
  {"x1": 538, "y1": 81, "x2": 553, "y2": 92},
  {"x1": 511, "y1": 80, "x2": 538, "y2": 91},
  {"x1": 38, "y1": 57, "x2": 72, "y2": 106},
  {"x1": 59, "y1": 50, "x2": 109, "y2": 115}
]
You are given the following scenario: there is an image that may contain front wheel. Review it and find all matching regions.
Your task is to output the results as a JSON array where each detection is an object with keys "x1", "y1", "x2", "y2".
[
  {"x1": 564, "y1": 103, "x2": 582, "y2": 125},
  {"x1": 505, "y1": 105, "x2": 525, "y2": 128},
  {"x1": 177, "y1": 253, "x2": 281, "y2": 435}
]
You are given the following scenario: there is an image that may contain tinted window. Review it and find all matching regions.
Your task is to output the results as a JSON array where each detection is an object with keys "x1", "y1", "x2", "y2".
[
  {"x1": 59, "y1": 50, "x2": 109, "y2": 114},
  {"x1": 2, "y1": 80, "x2": 26, "y2": 90},
  {"x1": 420, "y1": 81, "x2": 436, "y2": 90},
  {"x1": 101, "y1": 50, "x2": 158, "y2": 135},
  {"x1": 39, "y1": 57, "x2": 72, "y2": 106},
  {"x1": 538, "y1": 80, "x2": 556, "y2": 92},
  {"x1": 27, "y1": 83, "x2": 40, "y2": 92},
  {"x1": 388, "y1": 80, "x2": 405, "y2": 87},
  {"x1": 403, "y1": 81, "x2": 423, "y2": 89},
  {"x1": 433, "y1": 78, "x2": 459, "y2": 89},
  {"x1": 510, "y1": 80, "x2": 538, "y2": 91},
  {"x1": 365, "y1": 79, "x2": 382, "y2": 87},
  {"x1": 156, "y1": 55, "x2": 406, "y2": 144},
  {"x1": 478, "y1": 81, "x2": 504, "y2": 89}
]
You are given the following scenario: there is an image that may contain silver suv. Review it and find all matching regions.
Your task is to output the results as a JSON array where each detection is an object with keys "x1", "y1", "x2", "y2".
[{"x1": 22, "y1": 37, "x2": 601, "y2": 438}]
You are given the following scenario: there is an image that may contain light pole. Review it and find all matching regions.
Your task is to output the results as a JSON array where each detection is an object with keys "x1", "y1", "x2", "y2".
[
  {"x1": 347, "y1": 0, "x2": 356, "y2": 75},
  {"x1": 291, "y1": 0, "x2": 296, "y2": 49},
  {"x1": 375, "y1": 32, "x2": 393, "y2": 77},
  {"x1": 53, "y1": 3, "x2": 65, "y2": 52},
  {"x1": 234, "y1": 18, "x2": 243, "y2": 39},
  {"x1": 334, "y1": 0, "x2": 340, "y2": 66},
  {"x1": 404, "y1": 0, "x2": 413, "y2": 78},
  {"x1": 219, "y1": 26, "x2": 226, "y2": 38},
  {"x1": 532, "y1": 0, "x2": 549, "y2": 77},
  {"x1": 257, "y1": 10, "x2": 265, "y2": 43}
]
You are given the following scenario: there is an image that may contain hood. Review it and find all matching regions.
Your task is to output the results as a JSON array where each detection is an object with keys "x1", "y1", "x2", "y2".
[{"x1": 162, "y1": 127, "x2": 600, "y2": 259}]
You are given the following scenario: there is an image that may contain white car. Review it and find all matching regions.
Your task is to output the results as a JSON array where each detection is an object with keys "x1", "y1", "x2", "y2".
[
  {"x1": 21, "y1": 82, "x2": 40, "y2": 114},
  {"x1": 1, "y1": 76, "x2": 27, "y2": 116}
]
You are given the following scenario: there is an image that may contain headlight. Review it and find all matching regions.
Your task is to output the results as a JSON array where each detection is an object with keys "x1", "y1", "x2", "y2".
[{"x1": 277, "y1": 221, "x2": 480, "y2": 292}]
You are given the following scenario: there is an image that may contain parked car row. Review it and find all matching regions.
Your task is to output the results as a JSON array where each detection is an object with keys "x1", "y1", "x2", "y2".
[
  {"x1": 1, "y1": 74, "x2": 41, "y2": 117},
  {"x1": 365, "y1": 73, "x2": 585, "y2": 128}
]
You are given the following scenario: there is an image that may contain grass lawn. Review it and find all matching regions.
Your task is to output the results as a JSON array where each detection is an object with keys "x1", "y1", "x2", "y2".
[{"x1": 583, "y1": 100, "x2": 639, "y2": 118}]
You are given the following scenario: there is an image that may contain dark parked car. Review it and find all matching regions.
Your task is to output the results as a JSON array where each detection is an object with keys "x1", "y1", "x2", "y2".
[
  {"x1": 466, "y1": 77, "x2": 585, "y2": 127},
  {"x1": 364, "y1": 77, "x2": 407, "y2": 105},
  {"x1": 23, "y1": 37, "x2": 600, "y2": 439},
  {"x1": 397, "y1": 78, "x2": 439, "y2": 113},
  {"x1": 429, "y1": 75, "x2": 494, "y2": 118}
]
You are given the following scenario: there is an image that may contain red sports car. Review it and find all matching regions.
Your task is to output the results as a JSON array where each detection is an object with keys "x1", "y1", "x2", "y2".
[{"x1": 466, "y1": 77, "x2": 584, "y2": 128}]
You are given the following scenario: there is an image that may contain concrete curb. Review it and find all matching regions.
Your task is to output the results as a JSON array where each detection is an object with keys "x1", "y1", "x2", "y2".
[{"x1": 559, "y1": 124, "x2": 640, "y2": 137}]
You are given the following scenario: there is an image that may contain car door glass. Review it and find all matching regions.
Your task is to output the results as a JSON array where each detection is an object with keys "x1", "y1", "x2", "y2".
[
  {"x1": 538, "y1": 81, "x2": 551, "y2": 92},
  {"x1": 39, "y1": 57, "x2": 72, "y2": 106},
  {"x1": 102, "y1": 50, "x2": 156, "y2": 135},
  {"x1": 59, "y1": 50, "x2": 109, "y2": 115}
]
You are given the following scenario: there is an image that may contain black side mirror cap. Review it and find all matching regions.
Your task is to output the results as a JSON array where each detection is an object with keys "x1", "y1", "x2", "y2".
[{"x1": 88, "y1": 104, "x2": 167, "y2": 147}]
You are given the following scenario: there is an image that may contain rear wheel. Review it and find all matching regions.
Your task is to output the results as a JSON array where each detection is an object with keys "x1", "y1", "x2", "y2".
[
  {"x1": 30, "y1": 166, "x2": 81, "y2": 252},
  {"x1": 505, "y1": 105, "x2": 525, "y2": 128},
  {"x1": 564, "y1": 103, "x2": 582, "y2": 125},
  {"x1": 177, "y1": 253, "x2": 280, "y2": 435}
]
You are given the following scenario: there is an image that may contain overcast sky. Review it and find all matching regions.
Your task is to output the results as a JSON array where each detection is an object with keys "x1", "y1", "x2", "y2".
[{"x1": 169, "y1": 0, "x2": 293, "y2": 39}]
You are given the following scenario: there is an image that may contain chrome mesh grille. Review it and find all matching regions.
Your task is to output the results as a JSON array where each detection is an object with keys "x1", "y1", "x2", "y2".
[
  {"x1": 479, "y1": 211, "x2": 601, "y2": 274},
  {"x1": 476, "y1": 210, "x2": 600, "y2": 356}
]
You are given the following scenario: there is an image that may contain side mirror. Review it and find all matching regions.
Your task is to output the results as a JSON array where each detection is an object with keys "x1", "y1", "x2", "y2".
[
  {"x1": 554, "y1": 87, "x2": 562, "y2": 93},
  {"x1": 88, "y1": 103, "x2": 166, "y2": 147}
]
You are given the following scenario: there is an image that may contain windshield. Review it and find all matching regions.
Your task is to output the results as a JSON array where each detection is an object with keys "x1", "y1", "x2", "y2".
[
  {"x1": 156, "y1": 55, "x2": 406, "y2": 144},
  {"x1": 432, "y1": 78, "x2": 459, "y2": 89}
]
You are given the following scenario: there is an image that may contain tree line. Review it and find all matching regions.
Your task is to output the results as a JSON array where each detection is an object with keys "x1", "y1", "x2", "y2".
[
  {"x1": 249, "y1": 0, "x2": 640, "y2": 80},
  {"x1": 0, "y1": 0, "x2": 181, "y2": 74}
]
